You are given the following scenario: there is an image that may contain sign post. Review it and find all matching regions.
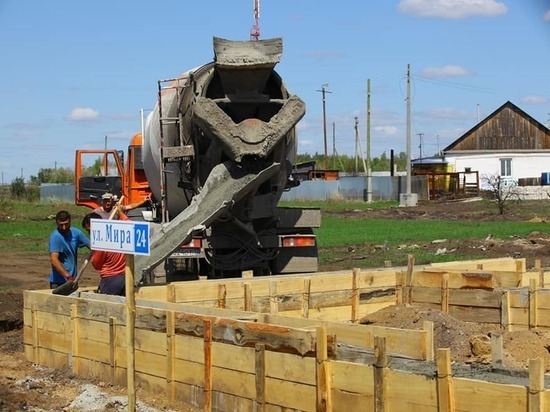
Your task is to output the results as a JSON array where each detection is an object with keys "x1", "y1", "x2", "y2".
[{"x1": 90, "y1": 219, "x2": 150, "y2": 412}]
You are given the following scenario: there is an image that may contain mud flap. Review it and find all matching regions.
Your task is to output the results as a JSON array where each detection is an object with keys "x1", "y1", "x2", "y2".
[{"x1": 134, "y1": 161, "x2": 280, "y2": 285}]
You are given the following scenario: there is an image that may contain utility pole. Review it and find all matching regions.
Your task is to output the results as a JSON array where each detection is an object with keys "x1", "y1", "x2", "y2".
[
  {"x1": 406, "y1": 65, "x2": 411, "y2": 195},
  {"x1": 317, "y1": 84, "x2": 331, "y2": 170},
  {"x1": 400, "y1": 64, "x2": 417, "y2": 207},
  {"x1": 366, "y1": 79, "x2": 372, "y2": 202},
  {"x1": 332, "y1": 122, "x2": 336, "y2": 169},
  {"x1": 417, "y1": 133, "x2": 424, "y2": 160},
  {"x1": 354, "y1": 117, "x2": 359, "y2": 174}
]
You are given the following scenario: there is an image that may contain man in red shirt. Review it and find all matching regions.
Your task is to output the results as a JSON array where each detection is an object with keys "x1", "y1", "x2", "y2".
[{"x1": 81, "y1": 205, "x2": 129, "y2": 295}]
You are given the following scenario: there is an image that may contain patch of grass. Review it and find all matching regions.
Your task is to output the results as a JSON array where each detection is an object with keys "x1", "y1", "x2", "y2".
[
  {"x1": 316, "y1": 216, "x2": 550, "y2": 247},
  {"x1": 0, "y1": 201, "x2": 91, "y2": 252},
  {"x1": 280, "y1": 200, "x2": 398, "y2": 211}
]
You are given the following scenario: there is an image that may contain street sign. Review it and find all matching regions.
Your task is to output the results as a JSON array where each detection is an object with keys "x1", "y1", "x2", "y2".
[{"x1": 90, "y1": 219, "x2": 150, "y2": 256}]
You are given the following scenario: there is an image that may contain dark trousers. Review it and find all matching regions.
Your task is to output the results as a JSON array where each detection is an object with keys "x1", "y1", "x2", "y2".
[{"x1": 98, "y1": 274, "x2": 125, "y2": 296}]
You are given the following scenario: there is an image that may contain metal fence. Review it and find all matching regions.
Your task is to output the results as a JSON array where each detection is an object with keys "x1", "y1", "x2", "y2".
[
  {"x1": 281, "y1": 175, "x2": 428, "y2": 202},
  {"x1": 40, "y1": 183, "x2": 74, "y2": 202},
  {"x1": 39, "y1": 178, "x2": 429, "y2": 204}
]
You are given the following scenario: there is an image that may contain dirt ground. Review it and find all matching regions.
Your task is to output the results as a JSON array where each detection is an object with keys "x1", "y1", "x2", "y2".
[{"x1": 2, "y1": 198, "x2": 550, "y2": 410}]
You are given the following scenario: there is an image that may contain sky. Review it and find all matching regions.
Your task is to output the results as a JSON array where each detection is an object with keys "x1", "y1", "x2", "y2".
[{"x1": 0, "y1": 0, "x2": 549, "y2": 183}]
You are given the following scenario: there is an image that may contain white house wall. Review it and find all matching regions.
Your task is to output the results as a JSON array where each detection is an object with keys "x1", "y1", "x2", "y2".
[{"x1": 445, "y1": 152, "x2": 550, "y2": 183}]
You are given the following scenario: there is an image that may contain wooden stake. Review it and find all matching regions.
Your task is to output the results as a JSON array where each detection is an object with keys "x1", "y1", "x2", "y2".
[
  {"x1": 351, "y1": 268, "x2": 360, "y2": 323},
  {"x1": 269, "y1": 280, "x2": 278, "y2": 314},
  {"x1": 125, "y1": 254, "x2": 136, "y2": 412},
  {"x1": 529, "y1": 357, "x2": 544, "y2": 412},
  {"x1": 203, "y1": 318, "x2": 213, "y2": 411},
  {"x1": 244, "y1": 283, "x2": 252, "y2": 311},
  {"x1": 302, "y1": 278, "x2": 311, "y2": 318},
  {"x1": 423, "y1": 321, "x2": 434, "y2": 361},
  {"x1": 166, "y1": 310, "x2": 176, "y2": 401},
  {"x1": 217, "y1": 284, "x2": 227, "y2": 309},
  {"x1": 436, "y1": 348, "x2": 455, "y2": 412},
  {"x1": 31, "y1": 303, "x2": 38, "y2": 363},
  {"x1": 109, "y1": 317, "x2": 117, "y2": 384},
  {"x1": 491, "y1": 333, "x2": 503, "y2": 367},
  {"x1": 316, "y1": 327, "x2": 332, "y2": 411},
  {"x1": 255, "y1": 343, "x2": 266, "y2": 411},
  {"x1": 529, "y1": 279, "x2": 537, "y2": 330},
  {"x1": 501, "y1": 291, "x2": 511, "y2": 331},
  {"x1": 71, "y1": 304, "x2": 79, "y2": 374},
  {"x1": 441, "y1": 273, "x2": 449, "y2": 313},
  {"x1": 374, "y1": 336, "x2": 387, "y2": 412},
  {"x1": 404, "y1": 254, "x2": 415, "y2": 304}
]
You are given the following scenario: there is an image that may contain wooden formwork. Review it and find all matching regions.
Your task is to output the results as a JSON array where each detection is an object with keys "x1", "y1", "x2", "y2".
[{"x1": 23, "y1": 257, "x2": 550, "y2": 411}]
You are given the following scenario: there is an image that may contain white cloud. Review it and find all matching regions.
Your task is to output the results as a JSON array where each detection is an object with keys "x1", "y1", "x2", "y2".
[
  {"x1": 420, "y1": 65, "x2": 472, "y2": 78},
  {"x1": 419, "y1": 107, "x2": 472, "y2": 120},
  {"x1": 397, "y1": 0, "x2": 508, "y2": 19},
  {"x1": 522, "y1": 95, "x2": 548, "y2": 105},
  {"x1": 373, "y1": 126, "x2": 398, "y2": 135},
  {"x1": 544, "y1": 10, "x2": 550, "y2": 22},
  {"x1": 68, "y1": 107, "x2": 100, "y2": 121}
]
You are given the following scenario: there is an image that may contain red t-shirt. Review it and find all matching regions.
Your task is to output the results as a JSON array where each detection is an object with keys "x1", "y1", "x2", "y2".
[{"x1": 90, "y1": 213, "x2": 129, "y2": 278}]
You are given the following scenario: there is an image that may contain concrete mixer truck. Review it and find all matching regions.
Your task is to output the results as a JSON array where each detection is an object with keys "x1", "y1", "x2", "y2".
[{"x1": 75, "y1": 37, "x2": 320, "y2": 285}]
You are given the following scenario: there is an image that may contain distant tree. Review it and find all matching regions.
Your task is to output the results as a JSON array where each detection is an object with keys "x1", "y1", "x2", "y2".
[
  {"x1": 10, "y1": 177, "x2": 26, "y2": 200},
  {"x1": 295, "y1": 151, "x2": 407, "y2": 173},
  {"x1": 481, "y1": 174, "x2": 520, "y2": 215},
  {"x1": 29, "y1": 167, "x2": 75, "y2": 184}
]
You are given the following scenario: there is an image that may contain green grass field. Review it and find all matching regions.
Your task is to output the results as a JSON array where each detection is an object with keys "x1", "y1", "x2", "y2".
[{"x1": 1, "y1": 199, "x2": 548, "y2": 269}]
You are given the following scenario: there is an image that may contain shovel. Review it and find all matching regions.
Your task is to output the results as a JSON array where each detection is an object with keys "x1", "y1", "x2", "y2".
[
  {"x1": 52, "y1": 196, "x2": 125, "y2": 296},
  {"x1": 52, "y1": 254, "x2": 90, "y2": 295}
]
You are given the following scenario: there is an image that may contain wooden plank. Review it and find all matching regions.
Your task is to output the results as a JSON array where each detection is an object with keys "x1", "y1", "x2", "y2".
[
  {"x1": 265, "y1": 351, "x2": 316, "y2": 385},
  {"x1": 174, "y1": 334, "x2": 204, "y2": 362},
  {"x1": 453, "y1": 378, "x2": 527, "y2": 411},
  {"x1": 330, "y1": 360, "x2": 373, "y2": 393},
  {"x1": 448, "y1": 305, "x2": 501, "y2": 324},
  {"x1": 264, "y1": 376, "x2": 317, "y2": 412},
  {"x1": 384, "y1": 368, "x2": 439, "y2": 410},
  {"x1": 210, "y1": 365, "x2": 256, "y2": 399},
  {"x1": 173, "y1": 312, "x2": 317, "y2": 356},
  {"x1": 210, "y1": 341, "x2": 255, "y2": 373},
  {"x1": 259, "y1": 313, "x2": 427, "y2": 361},
  {"x1": 172, "y1": 358, "x2": 204, "y2": 386}
]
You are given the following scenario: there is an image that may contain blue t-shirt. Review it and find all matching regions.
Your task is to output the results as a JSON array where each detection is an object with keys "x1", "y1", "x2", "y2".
[{"x1": 49, "y1": 227, "x2": 90, "y2": 284}]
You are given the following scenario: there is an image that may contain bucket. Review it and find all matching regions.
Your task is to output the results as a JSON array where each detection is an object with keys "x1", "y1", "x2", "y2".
[{"x1": 541, "y1": 172, "x2": 550, "y2": 186}]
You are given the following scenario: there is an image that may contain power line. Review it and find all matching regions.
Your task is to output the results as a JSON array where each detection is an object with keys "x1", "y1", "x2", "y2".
[{"x1": 412, "y1": 75, "x2": 495, "y2": 94}]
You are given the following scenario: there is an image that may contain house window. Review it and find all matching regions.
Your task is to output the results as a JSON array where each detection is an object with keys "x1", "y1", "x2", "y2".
[{"x1": 500, "y1": 158, "x2": 512, "y2": 177}]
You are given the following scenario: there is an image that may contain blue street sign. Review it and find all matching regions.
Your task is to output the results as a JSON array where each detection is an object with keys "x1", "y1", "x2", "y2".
[{"x1": 90, "y1": 219, "x2": 150, "y2": 256}]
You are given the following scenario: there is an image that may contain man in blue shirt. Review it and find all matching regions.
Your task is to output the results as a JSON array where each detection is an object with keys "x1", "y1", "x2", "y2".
[{"x1": 49, "y1": 210, "x2": 90, "y2": 289}]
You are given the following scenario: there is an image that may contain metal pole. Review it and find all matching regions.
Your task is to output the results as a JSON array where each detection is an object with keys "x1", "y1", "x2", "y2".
[
  {"x1": 317, "y1": 84, "x2": 331, "y2": 170},
  {"x1": 366, "y1": 79, "x2": 372, "y2": 202},
  {"x1": 406, "y1": 64, "x2": 412, "y2": 195}
]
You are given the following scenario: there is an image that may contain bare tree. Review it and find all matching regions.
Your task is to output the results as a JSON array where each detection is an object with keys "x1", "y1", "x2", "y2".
[{"x1": 480, "y1": 174, "x2": 520, "y2": 215}]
